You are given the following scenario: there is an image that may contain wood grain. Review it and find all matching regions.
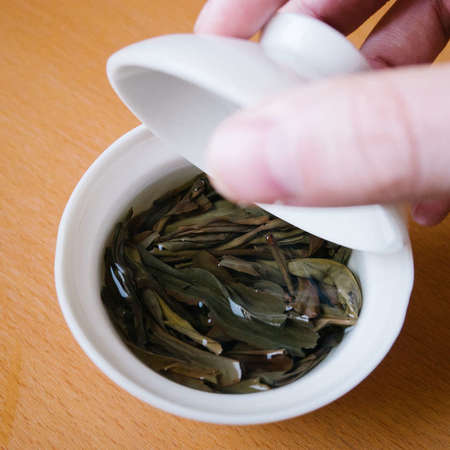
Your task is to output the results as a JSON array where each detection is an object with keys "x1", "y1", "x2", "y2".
[{"x1": 1, "y1": 1, "x2": 449, "y2": 448}]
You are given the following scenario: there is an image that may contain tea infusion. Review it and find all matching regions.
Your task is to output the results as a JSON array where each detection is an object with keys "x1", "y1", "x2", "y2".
[{"x1": 102, "y1": 175, "x2": 362, "y2": 393}]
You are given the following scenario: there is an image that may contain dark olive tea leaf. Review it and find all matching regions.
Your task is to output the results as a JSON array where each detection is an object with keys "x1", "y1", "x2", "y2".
[
  {"x1": 164, "y1": 372, "x2": 214, "y2": 392},
  {"x1": 102, "y1": 174, "x2": 362, "y2": 394},
  {"x1": 292, "y1": 278, "x2": 320, "y2": 318},
  {"x1": 141, "y1": 289, "x2": 165, "y2": 328},
  {"x1": 226, "y1": 348, "x2": 294, "y2": 374},
  {"x1": 313, "y1": 304, "x2": 357, "y2": 331},
  {"x1": 206, "y1": 324, "x2": 234, "y2": 342},
  {"x1": 164, "y1": 200, "x2": 267, "y2": 232},
  {"x1": 167, "y1": 365, "x2": 219, "y2": 384},
  {"x1": 157, "y1": 294, "x2": 223, "y2": 355},
  {"x1": 259, "y1": 327, "x2": 345, "y2": 387},
  {"x1": 332, "y1": 246, "x2": 352, "y2": 265},
  {"x1": 125, "y1": 342, "x2": 187, "y2": 371},
  {"x1": 266, "y1": 233, "x2": 295, "y2": 296},
  {"x1": 191, "y1": 251, "x2": 233, "y2": 282},
  {"x1": 148, "y1": 321, "x2": 241, "y2": 386},
  {"x1": 152, "y1": 263, "x2": 317, "y2": 352},
  {"x1": 213, "y1": 378, "x2": 271, "y2": 394},
  {"x1": 218, "y1": 255, "x2": 259, "y2": 277},
  {"x1": 214, "y1": 218, "x2": 287, "y2": 251},
  {"x1": 288, "y1": 259, "x2": 362, "y2": 319},
  {"x1": 219, "y1": 256, "x2": 285, "y2": 285},
  {"x1": 227, "y1": 283, "x2": 287, "y2": 327},
  {"x1": 252, "y1": 280, "x2": 287, "y2": 298}
]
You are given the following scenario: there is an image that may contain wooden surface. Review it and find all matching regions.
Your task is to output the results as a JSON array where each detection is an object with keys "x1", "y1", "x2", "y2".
[{"x1": 1, "y1": 1, "x2": 449, "y2": 448}]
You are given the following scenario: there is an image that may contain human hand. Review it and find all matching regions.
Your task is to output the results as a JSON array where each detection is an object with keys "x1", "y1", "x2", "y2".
[{"x1": 195, "y1": 0, "x2": 450, "y2": 225}]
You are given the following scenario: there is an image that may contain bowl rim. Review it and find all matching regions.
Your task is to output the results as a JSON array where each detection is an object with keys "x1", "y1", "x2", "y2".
[{"x1": 55, "y1": 125, "x2": 414, "y2": 424}]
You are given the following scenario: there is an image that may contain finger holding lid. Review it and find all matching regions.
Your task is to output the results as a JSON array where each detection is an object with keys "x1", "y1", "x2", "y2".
[
  {"x1": 195, "y1": 0, "x2": 288, "y2": 38},
  {"x1": 194, "y1": 0, "x2": 389, "y2": 38},
  {"x1": 361, "y1": 0, "x2": 450, "y2": 68},
  {"x1": 280, "y1": 0, "x2": 389, "y2": 35}
]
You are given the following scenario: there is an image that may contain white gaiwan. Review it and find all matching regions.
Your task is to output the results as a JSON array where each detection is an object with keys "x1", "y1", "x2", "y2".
[{"x1": 55, "y1": 13, "x2": 414, "y2": 424}]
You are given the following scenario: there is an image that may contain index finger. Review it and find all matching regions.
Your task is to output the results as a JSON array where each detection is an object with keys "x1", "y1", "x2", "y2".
[
  {"x1": 281, "y1": 0, "x2": 388, "y2": 35},
  {"x1": 195, "y1": 0, "x2": 388, "y2": 38},
  {"x1": 195, "y1": 0, "x2": 287, "y2": 38}
]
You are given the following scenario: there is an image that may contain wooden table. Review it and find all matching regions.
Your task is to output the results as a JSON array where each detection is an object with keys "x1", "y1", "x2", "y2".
[{"x1": 1, "y1": 1, "x2": 449, "y2": 448}]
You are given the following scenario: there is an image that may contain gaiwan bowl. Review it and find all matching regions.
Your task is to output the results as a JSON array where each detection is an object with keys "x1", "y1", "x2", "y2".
[{"x1": 55, "y1": 124, "x2": 414, "y2": 425}]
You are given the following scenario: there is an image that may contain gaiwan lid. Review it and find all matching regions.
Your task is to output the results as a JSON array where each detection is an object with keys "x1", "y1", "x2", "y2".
[{"x1": 106, "y1": 13, "x2": 408, "y2": 254}]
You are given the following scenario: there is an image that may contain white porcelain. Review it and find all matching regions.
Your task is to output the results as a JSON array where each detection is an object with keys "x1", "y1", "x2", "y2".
[
  {"x1": 106, "y1": 13, "x2": 409, "y2": 253},
  {"x1": 55, "y1": 125, "x2": 414, "y2": 425}
]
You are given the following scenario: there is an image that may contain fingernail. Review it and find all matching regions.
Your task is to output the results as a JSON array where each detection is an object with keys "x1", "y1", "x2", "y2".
[
  {"x1": 412, "y1": 199, "x2": 450, "y2": 226},
  {"x1": 412, "y1": 207, "x2": 430, "y2": 226},
  {"x1": 206, "y1": 116, "x2": 299, "y2": 204}
]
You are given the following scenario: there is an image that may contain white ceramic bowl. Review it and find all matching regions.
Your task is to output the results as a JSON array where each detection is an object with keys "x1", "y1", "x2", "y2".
[{"x1": 55, "y1": 125, "x2": 414, "y2": 425}]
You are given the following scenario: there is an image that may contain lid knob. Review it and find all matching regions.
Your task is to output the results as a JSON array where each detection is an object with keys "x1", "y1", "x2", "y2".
[{"x1": 260, "y1": 13, "x2": 369, "y2": 78}]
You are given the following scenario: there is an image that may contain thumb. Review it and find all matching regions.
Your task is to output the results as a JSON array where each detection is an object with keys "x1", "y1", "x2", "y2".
[{"x1": 206, "y1": 64, "x2": 450, "y2": 223}]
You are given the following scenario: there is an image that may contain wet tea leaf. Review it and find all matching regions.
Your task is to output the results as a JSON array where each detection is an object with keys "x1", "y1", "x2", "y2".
[
  {"x1": 149, "y1": 321, "x2": 241, "y2": 386},
  {"x1": 226, "y1": 347, "x2": 293, "y2": 374},
  {"x1": 167, "y1": 364, "x2": 219, "y2": 384},
  {"x1": 288, "y1": 259, "x2": 362, "y2": 318},
  {"x1": 213, "y1": 378, "x2": 270, "y2": 394},
  {"x1": 102, "y1": 175, "x2": 362, "y2": 394},
  {"x1": 214, "y1": 219, "x2": 287, "y2": 251},
  {"x1": 157, "y1": 294, "x2": 222, "y2": 355},
  {"x1": 218, "y1": 255, "x2": 259, "y2": 277},
  {"x1": 192, "y1": 251, "x2": 233, "y2": 282},
  {"x1": 266, "y1": 233, "x2": 295, "y2": 296},
  {"x1": 219, "y1": 256, "x2": 285, "y2": 285},
  {"x1": 227, "y1": 282, "x2": 287, "y2": 327},
  {"x1": 292, "y1": 278, "x2": 320, "y2": 318},
  {"x1": 252, "y1": 280, "x2": 287, "y2": 298},
  {"x1": 165, "y1": 372, "x2": 214, "y2": 392}
]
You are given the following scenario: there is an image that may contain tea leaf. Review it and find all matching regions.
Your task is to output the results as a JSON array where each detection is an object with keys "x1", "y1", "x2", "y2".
[
  {"x1": 162, "y1": 224, "x2": 249, "y2": 241},
  {"x1": 213, "y1": 247, "x2": 274, "y2": 258},
  {"x1": 165, "y1": 200, "x2": 266, "y2": 232},
  {"x1": 317, "y1": 282, "x2": 339, "y2": 306},
  {"x1": 167, "y1": 365, "x2": 219, "y2": 384},
  {"x1": 156, "y1": 234, "x2": 230, "y2": 252},
  {"x1": 266, "y1": 233, "x2": 295, "y2": 297},
  {"x1": 149, "y1": 322, "x2": 241, "y2": 386},
  {"x1": 165, "y1": 372, "x2": 214, "y2": 392},
  {"x1": 288, "y1": 259, "x2": 362, "y2": 318},
  {"x1": 203, "y1": 292, "x2": 318, "y2": 355},
  {"x1": 132, "y1": 230, "x2": 160, "y2": 246},
  {"x1": 264, "y1": 327, "x2": 345, "y2": 386},
  {"x1": 313, "y1": 305, "x2": 357, "y2": 331},
  {"x1": 333, "y1": 246, "x2": 352, "y2": 264},
  {"x1": 214, "y1": 378, "x2": 270, "y2": 394},
  {"x1": 218, "y1": 255, "x2": 259, "y2": 276},
  {"x1": 292, "y1": 278, "x2": 320, "y2": 318},
  {"x1": 141, "y1": 289, "x2": 165, "y2": 328},
  {"x1": 206, "y1": 324, "x2": 234, "y2": 342},
  {"x1": 248, "y1": 229, "x2": 307, "y2": 246},
  {"x1": 226, "y1": 348, "x2": 293, "y2": 374},
  {"x1": 157, "y1": 295, "x2": 222, "y2": 355},
  {"x1": 102, "y1": 175, "x2": 362, "y2": 394},
  {"x1": 214, "y1": 219, "x2": 287, "y2": 251},
  {"x1": 192, "y1": 251, "x2": 233, "y2": 282},
  {"x1": 228, "y1": 282, "x2": 287, "y2": 327},
  {"x1": 126, "y1": 342, "x2": 185, "y2": 371},
  {"x1": 219, "y1": 256, "x2": 285, "y2": 285},
  {"x1": 308, "y1": 236, "x2": 324, "y2": 256},
  {"x1": 252, "y1": 280, "x2": 287, "y2": 298},
  {"x1": 148, "y1": 263, "x2": 317, "y2": 354}
]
